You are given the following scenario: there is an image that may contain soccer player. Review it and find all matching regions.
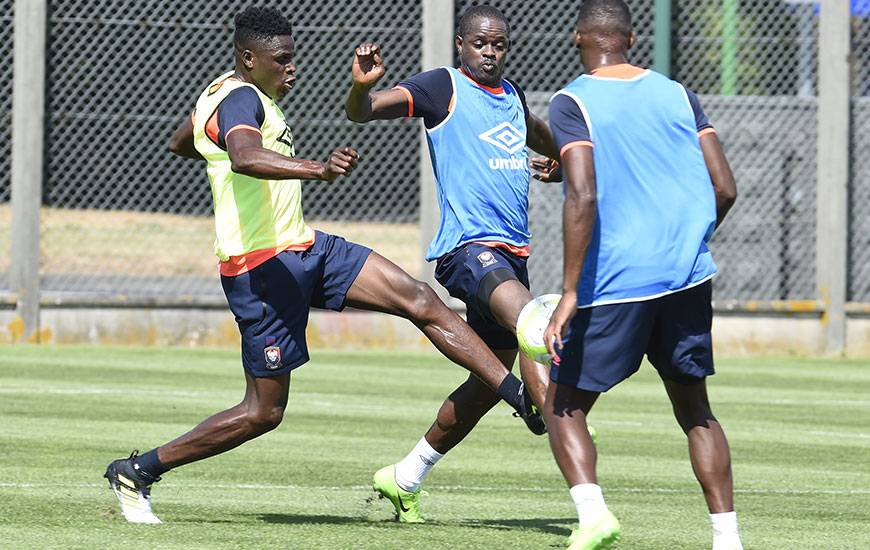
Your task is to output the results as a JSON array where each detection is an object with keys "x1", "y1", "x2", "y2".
[
  {"x1": 541, "y1": 1, "x2": 741, "y2": 549},
  {"x1": 103, "y1": 6, "x2": 537, "y2": 525},
  {"x1": 345, "y1": 5, "x2": 562, "y2": 523}
]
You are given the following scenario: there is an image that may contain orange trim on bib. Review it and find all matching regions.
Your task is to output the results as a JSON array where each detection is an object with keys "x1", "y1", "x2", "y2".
[
  {"x1": 459, "y1": 67, "x2": 504, "y2": 94},
  {"x1": 208, "y1": 74, "x2": 240, "y2": 95},
  {"x1": 473, "y1": 241, "x2": 531, "y2": 257},
  {"x1": 220, "y1": 236, "x2": 316, "y2": 277},
  {"x1": 560, "y1": 140, "x2": 594, "y2": 157},
  {"x1": 589, "y1": 64, "x2": 646, "y2": 79},
  {"x1": 205, "y1": 109, "x2": 221, "y2": 145},
  {"x1": 394, "y1": 86, "x2": 414, "y2": 118}
]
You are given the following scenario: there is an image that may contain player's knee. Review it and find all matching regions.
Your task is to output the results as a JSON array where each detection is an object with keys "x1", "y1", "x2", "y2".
[
  {"x1": 404, "y1": 280, "x2": 443, "y2": 321},
  {"x1": 672, "y1": 403, "x2": 716, "y2": 433},
  {"x1": 245, "y1": 405, "x2": 284, "y2": 434}
]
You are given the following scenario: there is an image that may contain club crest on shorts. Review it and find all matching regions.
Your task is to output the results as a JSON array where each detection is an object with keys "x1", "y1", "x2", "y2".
[
  {"x1": 477, "y1": 251, "x2": 498, "y2": 268},
  {"x1": 264, "y1": 346, "x2": 282, "y2": 369}
]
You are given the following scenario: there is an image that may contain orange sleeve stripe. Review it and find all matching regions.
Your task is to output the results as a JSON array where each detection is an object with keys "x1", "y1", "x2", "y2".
[
  {"x1": 394, "y1": 86, "x2": 414, "y2": 118},
  {"x1": 205, "y1": 110, "x2": 220, "y2": 145},
  {"x1": 560, "y1": 140, "x2": 594, "y2": 157},
  {"x1": 698, "y1": 127, "x2": 717, "y2": 137},
  {"x1": 225, "y1": 124, "x2": 262, "y2": 139}
]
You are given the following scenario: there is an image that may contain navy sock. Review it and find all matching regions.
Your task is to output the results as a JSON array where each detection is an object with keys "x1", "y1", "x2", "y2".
[
  {"x1": 133, "y1": 448, "x2": 168, "y2": 482},
  {"x1": 496, "y1": 374, "x2": 524, "y2": 413}
]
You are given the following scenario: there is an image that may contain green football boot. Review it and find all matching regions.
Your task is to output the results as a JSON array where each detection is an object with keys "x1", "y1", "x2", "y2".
[
  {"x1": 372, "y1": 465, "x2": 424, "y2": 523},
  {"x1": 567, "y1": 510, "x2": 621, "y2": 550}
]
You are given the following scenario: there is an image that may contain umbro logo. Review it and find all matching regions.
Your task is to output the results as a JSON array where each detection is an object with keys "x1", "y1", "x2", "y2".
[{"x1": 478, "y1": 122, "x2": 526, "y2": 154}]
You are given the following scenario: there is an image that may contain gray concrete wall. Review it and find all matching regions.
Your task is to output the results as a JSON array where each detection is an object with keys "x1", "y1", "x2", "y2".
[{"x1": 3, "y1": 308, "x2": 870, "y2": 357}]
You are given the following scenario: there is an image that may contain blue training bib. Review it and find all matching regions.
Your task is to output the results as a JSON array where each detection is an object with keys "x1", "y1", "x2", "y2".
[
  {"x1": 424, "y1": 67, "x2": 531, "y2": 261},
  {"x1": 553, "y1": 70, "x2": 717, "y2": 306}
]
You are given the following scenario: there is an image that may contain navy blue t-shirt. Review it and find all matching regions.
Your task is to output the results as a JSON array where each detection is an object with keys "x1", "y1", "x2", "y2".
[{"x1": 206, "y1": 87, "x2": 265, "y2": 150}]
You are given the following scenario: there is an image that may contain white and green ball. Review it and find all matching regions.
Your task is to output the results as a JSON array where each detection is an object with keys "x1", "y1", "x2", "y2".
[{"x1": 516, "y1": 294, "x2": 561, "y2": 364}]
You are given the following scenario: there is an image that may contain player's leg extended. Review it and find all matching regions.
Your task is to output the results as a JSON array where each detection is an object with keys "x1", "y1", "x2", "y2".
[
  {"x1": 663, "y1": 379, "x2": 733, "y2": 512},
  {"x1": 663, "y1": 378, "x2": 743, "y2": 550},
  {"x1": 649, "y1": 281, "x2": 742, "y2": 549},
  {"x1": 651, "y1": 282, "x2": 733, "y2": 513},
  {"x1": 105, "y1": 251, "x2": 309, "y2": 524},
  {"x1": 489, "y1": 279, "x2": 550, "y2": 409},
  {"x1": 373, "y1": 349, "x2": 511, "y2": 523},
  {"x1": 545, "y1": 383, "x2": 619, "y2": 550},
  {"x1": 104, "y1": 371, "x2": 290, "y2": 523},
  {"x1": 381, "y1": 282, "x2": 536, "y2": 519},
  {"x1": 544, "y1": 382, "x2": 599, "y2": 486},
  {"x1": 545, "y1": 303, "x2": 653, "y2": 549},
  {"x1": 421, "y1": 276, "x2": 549, "y2": 441},
  {"x1": 158, "y1": 371, "x2": 290, "y2": 468},
  {"x1": 424, "y1": 347, "x2": 516, "y2": 453},
  {"x1": 344, "y1": 251, "x2": 528, "y2": 411}
]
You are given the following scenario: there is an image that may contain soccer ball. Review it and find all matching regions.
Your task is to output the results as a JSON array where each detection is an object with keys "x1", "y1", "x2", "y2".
[{"x1": 516, "y1": 294, "x2": 561, "y2": 363}]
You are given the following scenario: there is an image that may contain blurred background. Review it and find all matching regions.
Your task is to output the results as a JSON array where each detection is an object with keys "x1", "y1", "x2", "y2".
[{"x1": 1, "y1": 0, "x2": 867, "y2": 353}]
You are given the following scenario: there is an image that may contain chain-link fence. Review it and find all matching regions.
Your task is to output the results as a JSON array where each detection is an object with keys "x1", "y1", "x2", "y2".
[
  {"x1": 32, "y1": 0, "x2": 421, "y2": 302},
  {"x1": 1, "y1": 1, "x2": 868, "y2": 313},
  {"x1": 851, "y1": 11, "x2": 870, "y2": 301},
  {"x1": 0, "y1": 0, "x2": 13, "y2": 292},
  {"x1": 455, "y1": 0, "x2": 656, "y2": 91},
  {"x1": 526, "y1": 0, "x2": 820, "y2": 301}
]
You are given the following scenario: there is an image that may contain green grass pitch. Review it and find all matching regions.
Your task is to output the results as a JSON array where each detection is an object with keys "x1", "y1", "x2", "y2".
[{"x1": 1, "y1": 345, "x2": 868, "y2": 549}]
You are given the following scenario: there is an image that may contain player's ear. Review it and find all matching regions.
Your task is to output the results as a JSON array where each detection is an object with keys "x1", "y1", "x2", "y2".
[
  {"x1": 241, "y1": 49, "x2": 255, "y2": 70},
  {"x1": 455, "y1": 35, "x2": 462, "y2": 55},
  {"x1": 627, "y1": 31, "x2": 637, "y2": 51},
  {"x1": 573, "y1": 30, "x2": 582, "y2": 50}
]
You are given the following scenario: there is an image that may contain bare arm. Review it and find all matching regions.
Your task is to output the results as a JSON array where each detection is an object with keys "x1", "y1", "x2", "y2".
[
  {"x1": 226, "y1": 129, "x2": 359, "y2": 182},
  {"x1": 526, "y1": 112, "x2": 559, "y2": 160},
  {"x1": 345, "y1": 42, "x2": 411, "y2": 122},
  {"x1": 168, "y1": 114, "x2": 204, "y2": 160},
  {"x1": 543, "y1": 145, "x2": 597, "y2": 358},
  {"x1": 527, "y1": 113, "x2": 562, "y2": 182},
  {"x1": 700, "y1": 132, "x2": 737, "y2": 227}
]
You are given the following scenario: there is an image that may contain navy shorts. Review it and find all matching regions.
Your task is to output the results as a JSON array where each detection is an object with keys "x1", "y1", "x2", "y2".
[
  {"x1": 551, "y1": 281, "x2": 715, "y2": 392},
  {"x1": 221, "y1": 231, "x2": 371, "y2": 378},
  {"x1": 434, "y1": 243, "x2": 529, "y2": 350}
]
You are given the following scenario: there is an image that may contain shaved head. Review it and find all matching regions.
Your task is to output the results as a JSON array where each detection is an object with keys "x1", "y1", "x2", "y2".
[{"x1": 576, "y1": 0, "x2": 632, "y2": 51}]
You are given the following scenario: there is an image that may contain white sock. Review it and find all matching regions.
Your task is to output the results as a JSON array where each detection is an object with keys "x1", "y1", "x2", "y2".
[
  {"x1": 393, "y1": 437, "x2": 444, "y2": 492},
  {"x1": 710, "y1": 511, "x2": 743, "y2": 550},
  {"x1": 569, "y1": 484, "x2": 608, "y2": 527}
]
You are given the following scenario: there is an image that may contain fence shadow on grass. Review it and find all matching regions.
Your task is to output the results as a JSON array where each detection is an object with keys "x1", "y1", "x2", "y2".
[
  {"x1": 458, "y1": 517, "x2": 572, "y2": 537},
  {"x1": 256, "y1": 513, "x2": 572, "y2": 537},
  {"x1": 257, "y1": 513, "x2": 371, "y2": 526}
]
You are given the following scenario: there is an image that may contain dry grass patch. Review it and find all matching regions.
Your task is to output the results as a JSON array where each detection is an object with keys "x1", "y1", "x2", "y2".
[{"x1": 0, "y1": 206, "x2": 421, "y2": 278}]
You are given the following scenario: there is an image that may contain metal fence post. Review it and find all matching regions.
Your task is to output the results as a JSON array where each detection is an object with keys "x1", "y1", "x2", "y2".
[
  {"x1": 652, "y1": 0, "x2": 671, "y2": 77},
  {"x1": 419, "y1": 1, "x2": 454, "y2": 289},
  {"x1": 10, "y1": 0, "x2": 47, "y2": 342},
  {"x1": 721, "y1": 0, "x2": 739, "y2": 95},
  {"x1": 817, "y1": 0, "x2": 850, "y2": 355}
]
